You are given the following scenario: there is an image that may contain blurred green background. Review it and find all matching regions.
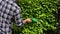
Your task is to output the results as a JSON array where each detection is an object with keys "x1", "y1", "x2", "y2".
[{"x1": 12, "y1": 0, "x2": 58, "y2": 34}]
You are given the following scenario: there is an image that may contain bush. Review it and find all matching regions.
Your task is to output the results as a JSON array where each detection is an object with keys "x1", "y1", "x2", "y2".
[{"x1": 13, "y1": 0, "x2": 58, "y2": 34}]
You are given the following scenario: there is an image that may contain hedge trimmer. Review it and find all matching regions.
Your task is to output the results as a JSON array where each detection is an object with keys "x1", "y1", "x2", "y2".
[{"x1": 31, "y1": 18, "x2": 37, "y2": 23}]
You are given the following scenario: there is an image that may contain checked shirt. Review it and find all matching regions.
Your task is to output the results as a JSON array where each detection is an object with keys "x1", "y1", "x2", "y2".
[{"x1": 0, "y1": 0, "x2": 24, "y2": 34}]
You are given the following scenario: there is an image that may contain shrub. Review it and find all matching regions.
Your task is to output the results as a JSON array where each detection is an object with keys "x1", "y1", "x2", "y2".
[{"x1": 13, "y1": 0, "x2": 58, "y2": 34}]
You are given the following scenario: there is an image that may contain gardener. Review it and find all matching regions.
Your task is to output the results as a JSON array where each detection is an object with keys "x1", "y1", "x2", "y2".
[{"x1": 0, "y1": 0, "x2": 32, "y2": 34}]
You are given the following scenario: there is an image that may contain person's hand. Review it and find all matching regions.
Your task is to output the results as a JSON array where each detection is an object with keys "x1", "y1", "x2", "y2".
[{"x1": 23, "y1": 18, "x2": 32, "y2": 24}]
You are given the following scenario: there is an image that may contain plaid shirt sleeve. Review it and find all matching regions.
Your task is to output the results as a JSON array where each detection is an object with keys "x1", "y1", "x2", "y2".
[{"x1": 13, "y1": 3, "x2": 24, "y2": 27}]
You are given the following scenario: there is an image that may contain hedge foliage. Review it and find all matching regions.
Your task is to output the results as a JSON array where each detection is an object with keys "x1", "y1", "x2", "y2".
[{"x1": 13, "y1": 0, "x2": 58, "y2": 34}]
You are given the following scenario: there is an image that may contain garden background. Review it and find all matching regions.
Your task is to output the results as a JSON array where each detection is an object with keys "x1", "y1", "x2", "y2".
[{"x1": 12, "y1": 0, "x2": 59, "y2": 34}]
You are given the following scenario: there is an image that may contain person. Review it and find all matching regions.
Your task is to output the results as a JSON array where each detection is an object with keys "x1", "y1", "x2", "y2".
[{"x1": 0, "y1": 0, "x2": 32, "y2": 34}]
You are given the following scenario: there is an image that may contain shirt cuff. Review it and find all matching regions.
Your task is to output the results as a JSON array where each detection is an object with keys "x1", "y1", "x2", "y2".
[{"x1": 16, "y1": 21, "x2": 24, "y2": 27}]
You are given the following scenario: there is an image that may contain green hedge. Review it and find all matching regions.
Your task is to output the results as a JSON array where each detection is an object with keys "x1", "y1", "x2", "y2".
[{"x1": 13, "y1": 0, "x2": 58, "y2": 34}]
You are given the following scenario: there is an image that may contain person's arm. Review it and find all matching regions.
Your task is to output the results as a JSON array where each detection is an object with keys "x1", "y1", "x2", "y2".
[
  {"x1": 13, "y1": 5, "x2": 32, "y2": 27},
  {"x1": 13, "y1": 7, "x2": 24, "y2": 27}
]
